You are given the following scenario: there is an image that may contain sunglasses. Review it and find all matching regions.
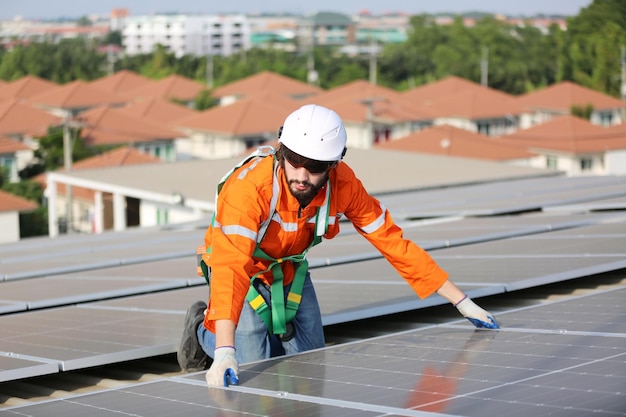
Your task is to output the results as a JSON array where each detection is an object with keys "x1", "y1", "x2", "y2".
[{"x1": 282, "y1": 147, "x2": 335, "y2": 174}]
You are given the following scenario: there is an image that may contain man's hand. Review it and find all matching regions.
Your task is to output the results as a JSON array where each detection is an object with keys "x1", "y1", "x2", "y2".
[
  {"x1": 206, "y1": 346, "x2": 239, "y2": 386},
  {"x1": 455, "y1": 296, "x2": 500, "y2": 329}
]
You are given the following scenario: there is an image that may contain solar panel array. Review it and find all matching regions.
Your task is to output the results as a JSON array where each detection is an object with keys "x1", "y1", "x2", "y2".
[
  {"x1": 1, "y1": 175, "x2": 625, "y2": 416},
  {"x1": 2, "y1": 287, "x2": 624, "y2": 416}
]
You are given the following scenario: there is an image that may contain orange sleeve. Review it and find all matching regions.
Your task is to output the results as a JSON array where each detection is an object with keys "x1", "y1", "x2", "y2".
[{"x1": 338, "y1": 163, "x2": 448, "y2": 298}]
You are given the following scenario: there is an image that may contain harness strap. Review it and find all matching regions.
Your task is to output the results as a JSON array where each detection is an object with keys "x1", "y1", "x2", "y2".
[{"x1": 246, "y1": 183, "x2": 330, "y2": 336}]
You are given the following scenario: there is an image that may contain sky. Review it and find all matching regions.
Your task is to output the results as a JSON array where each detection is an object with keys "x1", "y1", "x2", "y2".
[{"x1": 1, "y1": 0, "x2": 593, "y2": 21}]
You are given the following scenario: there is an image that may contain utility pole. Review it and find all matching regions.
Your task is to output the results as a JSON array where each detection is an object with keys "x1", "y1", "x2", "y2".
[
  {"x1": 62, "y1": 113, "x2": 73, "y2": 234},
  {"x1": 369, "y1": 36, "x2": 377, "y2": 85},
  {"x1": 481, "y1": 46, "x2": 489, "y2": 87},
  {"x1": 206, "y1": 51, "x2": 213, "y2": 89},
  {"x1": 621, "y1": 45, "x2": 626, "y2": 103},
  {"x1": 305, "y1": 17, "x2": 318, "y2": 85},
  {"x1": 204, "y1": 30, "x2": 213, "y2": 89}
]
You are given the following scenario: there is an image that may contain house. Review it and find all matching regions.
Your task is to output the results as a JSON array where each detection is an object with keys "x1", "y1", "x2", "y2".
[
  {"x1": 0, "y1": 136, "x2": 35, "y2": 183},
  {"x1": 0, "y1": 99, "x2": 62, "y2": 178},
  {"x1": 175, "y1": 94, "x2": 296, "y2": 159},
  {"x1": 0, "y1": 189, "x2": 38, "y2": 243},
  {"x1": 516, "y1": 81, "x2": 626, "y2": 127},
  {"x1": 123, "y1": 74, "x2": 207, "y2": 106},
  {"x1": 75, "y1": 105, "x2": 182, "y2": 161},
  {"x1": 402, "y1": 76, "x2": 525, "y2": 136},
  {"x1": 211, "y1": 71, "x2": 322, "y2": 106},
  {"x1": 121, "y1": 97, "x2": 199, "y2": 160},
  {"x1": 42, "y1": 146, "x2": 163, "y2": 234},
  {"x1": 313, "y1": 79, "x2": 433, "y2": 148},
  {"x1": 375, "y1": 125, "x2": 536, "y2": 167},
  {"x1": 499, "y1": 115, "x2": 626, "y2": 175},
  {"x1": 28, "y1": 80, "x2": 127, "y2": 118}
]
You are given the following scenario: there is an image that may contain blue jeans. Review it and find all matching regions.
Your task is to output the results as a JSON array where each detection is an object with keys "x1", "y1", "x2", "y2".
[{"x1": 197, "y1": 272, "x2": 325, "y2": 364}]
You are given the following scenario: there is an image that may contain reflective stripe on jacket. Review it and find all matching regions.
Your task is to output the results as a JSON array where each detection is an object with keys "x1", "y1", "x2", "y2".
[{"x1": 203, "y1": 156, "x2": 448, "y2": 332}]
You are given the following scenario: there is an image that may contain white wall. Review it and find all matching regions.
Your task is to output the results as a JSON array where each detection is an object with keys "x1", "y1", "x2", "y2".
[
  {"x1": 139, "y1": 201, "x2": 204, "y2": 227},
  {"x1": 605, "y1": 150, "x2": 626, "y2": 175},
  {"x1": 0, "y1": 211, "x2": 20, "y2": 243}
]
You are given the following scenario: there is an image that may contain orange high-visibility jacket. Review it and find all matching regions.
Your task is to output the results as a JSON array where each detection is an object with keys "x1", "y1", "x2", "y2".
[{"x1": 202, "y1": 155, "x2": 448, "y2": 332}]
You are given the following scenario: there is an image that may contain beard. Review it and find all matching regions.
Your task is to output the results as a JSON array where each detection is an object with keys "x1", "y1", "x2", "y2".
[{"x1": 288, "y1": 177, "x2": 326, "y2": 207}]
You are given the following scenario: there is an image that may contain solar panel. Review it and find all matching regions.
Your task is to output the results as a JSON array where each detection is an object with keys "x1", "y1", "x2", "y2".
[
  {"x1": 0, "y1": 306, "x2": 183, "y2": 372},
  {"x1": 380, "y1": 175, "x2": 626, "y2": 219},
  {"x1": 0, "y1": 227, "x2": 204, "y2": 281},
  {"x1": 308, "y1": 212, "x2": 626, "y2": 267},
  {"x1": 4, "y1": 286, "x2": 623, "y2": 417},
  {"x1": 0, "y1": 258, "x2": 202, "y2": 311},
  {"x1": 543, "y1": 195, "x2": 626, "y2": 213},
  {"x1": 0, "y1": 355, "x2": 58, "y2": 382}
]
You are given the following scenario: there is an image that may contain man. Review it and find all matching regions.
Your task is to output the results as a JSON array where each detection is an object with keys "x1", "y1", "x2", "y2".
[{"x1": 178, "y1": 104, "x2": 499, "y2": 386}]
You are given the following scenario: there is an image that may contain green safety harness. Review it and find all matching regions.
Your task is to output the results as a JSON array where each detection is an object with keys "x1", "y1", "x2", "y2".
[{"x1": 203, "y1": 146, "x2": 331, "y2": 337}]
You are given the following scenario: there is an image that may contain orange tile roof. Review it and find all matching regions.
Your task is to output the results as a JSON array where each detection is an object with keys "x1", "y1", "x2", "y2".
[
  {"x1": 90, "y1": 70, "x2": 156, "y2": 94},
  {"x1": 421, "y1": 86, "x2": 523, "y2": 119},
  {"x1": 402, "y1": 75, "x2": 484, "y2": 106},
  {"x1": 122, "y1": 97, "x2": 199, "y2": 124},
  {"x1": 0, "y1": 75, "x2": 58, "y2": 101},
  {"x1": 516, "y1": 81, "x2": 626, "y2": 112},
  {"x1": 500, "y1": 115, "x2": 626, "y2": 154},
  {"x1": 72, "y1": 146, "x2": 162, "y2": 169},
  {"x1": 29, "y1": 80, "x2": 127, "y2": 110},
  {"x1": 0, "y1": 189, "x2": 38, "y2": 212},
  {"x1": 315, "y1": 79, "x2": 402, "y2": 103},
  {"x1": 76, "y1": 105, "x2": 181, "y2": 146},
  {"x1": 313, "y1": 80, "x2": 433, "y2": 122},
  {"x1": 0, "y1": 99, "x2": 62, "y2": 137},
  {"x1": 0, "y1": 136, "x2": 30, "y2": 153},
  {"x1": 212, "y1": 71, "x2": 322, "y2": 99},
  {"x1": 376, "y1": 124, "x2": 535, "y2": 160},
  {"x1": 176, "y1": 96, "x2": 295, "y2": 136},
  {"x1": 125, "y1": 74, "x2": 207, "y2": 102}
]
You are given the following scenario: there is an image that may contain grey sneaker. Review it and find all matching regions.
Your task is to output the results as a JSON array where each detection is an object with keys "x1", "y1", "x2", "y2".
[{"x1": 177, "y1": 300, "x2": 208, "y2": 372}]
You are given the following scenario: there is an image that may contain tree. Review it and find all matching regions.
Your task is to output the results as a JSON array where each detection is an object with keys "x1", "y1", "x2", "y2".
[
  {"x1": 565, "y1": 0, "x2": 626, "y2": 97},
  {"x1": 21, "y1": 126, "x2": 95, "y2": 180},
  {"x1": 1, "y1": 181, "x2": 48, "y2": 237},
  {"x1": 193, "y1": 89, "x2": 218, "y2": 110}
]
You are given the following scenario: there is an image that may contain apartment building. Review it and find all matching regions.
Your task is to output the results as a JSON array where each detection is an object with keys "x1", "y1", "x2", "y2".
[{"x1": 121, "y1": 14, "x2": 250, "y2": 58}]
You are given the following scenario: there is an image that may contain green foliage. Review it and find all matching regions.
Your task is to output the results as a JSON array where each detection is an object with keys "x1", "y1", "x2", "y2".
[
  {"x1": 1, "y1": 181, "x2": 48, "y2": 237},
  {"x1": 2, "y1": 180, "x2": 44, "y2": 202},
  {"x1": 101, "y1": 30, "x2": 122, "y2": 46},
  {"x1": 19, "y1": 207, "x2": 49, "y2": 237},
  {"x1": 193, "y1": 89, "x2": 218, "y2": 110},
  {"x1": 24, "y1": 126, "x2": 96, "y2": 177},
  {"x1": 571, "y1": 103, "x2": 594, "y2": 120},
  {"x1": 76, "y1": 16, "x2": 92, "y2": 27},
  {"x1": 566, "y1": 0, "x2": 626, "y2": 97},
  {"x1": 0, "y1": 38, "x2": 107, "y2": 82}
]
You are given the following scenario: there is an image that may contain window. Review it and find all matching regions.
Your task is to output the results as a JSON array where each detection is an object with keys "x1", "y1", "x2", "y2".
[
  {"x1": 580, "y1": 158, "x2": 593, "y2": 171},
  {"x1": 157, "y1": 208, "x2": 169, "y2": 225},
  {"x1": 477, "y1": 122, "x2": 490, "y2": 135},
  {"x1": 546, "y1": 155, "x2": 558, "y2": 169},
  {"x1": 599, "y1": 112, "x2": 613, "y2": 126}
]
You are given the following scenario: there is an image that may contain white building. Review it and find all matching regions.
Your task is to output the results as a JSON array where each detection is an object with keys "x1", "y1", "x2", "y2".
[{"x1": 121, "y1": 14, "x2": 250, "y2": 58}]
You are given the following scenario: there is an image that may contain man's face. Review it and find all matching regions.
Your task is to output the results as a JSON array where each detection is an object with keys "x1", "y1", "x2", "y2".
[{"x1": 283, "y1": 157, "x2": 329, "y2": 207}]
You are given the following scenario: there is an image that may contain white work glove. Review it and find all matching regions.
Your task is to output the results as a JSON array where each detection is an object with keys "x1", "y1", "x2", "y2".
[
  {"x1": 455, "y1": 296, "x2": 499, "y2": 329},
  {"x1": 206, "y1": 346, "x2": 239, "y2": 386}
]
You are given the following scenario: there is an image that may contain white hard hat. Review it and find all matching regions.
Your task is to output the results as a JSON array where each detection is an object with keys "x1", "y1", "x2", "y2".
[{"x1": 279, "y1": 104, "x2": 347, "y2": 162}]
